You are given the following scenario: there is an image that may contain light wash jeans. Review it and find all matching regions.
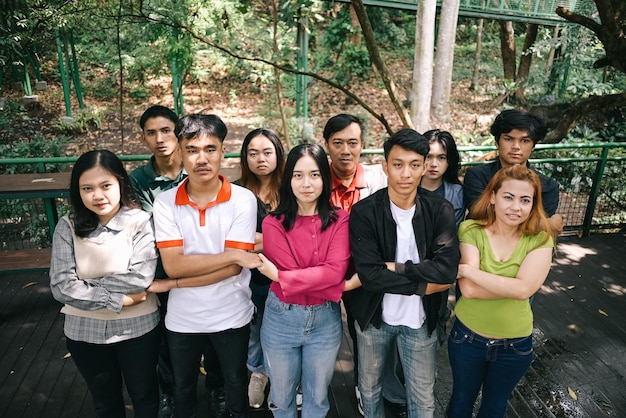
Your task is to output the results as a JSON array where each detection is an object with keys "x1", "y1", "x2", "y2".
[
  {"x1": 261, "y1": 290, "x2": 342, "y2": 418},
  {"x1": 356, "y1": 320, "x2": 438, "y2": 418}
]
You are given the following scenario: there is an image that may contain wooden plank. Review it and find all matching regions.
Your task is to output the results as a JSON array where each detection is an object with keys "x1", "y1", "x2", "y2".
[
  {"x1": 0, "y1": 248, "x2": 52, "y2": 272},
  {"x1": 1, "y1": 234, "x2": 625, "y2": 418},
  {"x1": 0, "y1": 273, "x2": 49, "y2": 417},
  {"x1": 0, "y1": 173, "x2": 70, "y2": 196}
]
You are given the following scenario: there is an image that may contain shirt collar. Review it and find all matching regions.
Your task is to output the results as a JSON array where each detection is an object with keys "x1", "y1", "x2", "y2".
[
  {"x1": 174, "y1": 175, "x2": 232, "y2": 208},
  {"x1": 100, "y1": 206, "x2": 135, "y2": 232},
  {"x1": 143, "y1": 155, "x2": 187, "y2": 182},
  {"x1": 330, "y1": 163, "x2": 366, "y2": 191}
]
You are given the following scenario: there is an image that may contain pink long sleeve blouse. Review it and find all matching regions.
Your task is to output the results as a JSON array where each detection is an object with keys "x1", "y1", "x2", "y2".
[{"x1": 262, "y1": 210, "x2": 351, "y2": 306}]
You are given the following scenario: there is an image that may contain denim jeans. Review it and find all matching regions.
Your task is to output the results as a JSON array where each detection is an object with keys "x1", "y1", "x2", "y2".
[
  {"x1": 247, "y1": 282, "x2": 269, "y2": 374},
  {"x1": 447, "y1": 319, "x2": 534, "y2": 418},
  {"x1": 382, "y1": 342, "x2": 406, "y2": 404},
  {"x1": 67, "y1": 327, "x2": 160, "y2": 418},
  {"x1": 356, "y1": 320, "x2": 438, "y2": 418},
  {"x1": 167, "y1": 324, "x2": 250, "y2": 418},
  {"x1": 261, "y1": 290, "x2": 342, "y2": 418}
]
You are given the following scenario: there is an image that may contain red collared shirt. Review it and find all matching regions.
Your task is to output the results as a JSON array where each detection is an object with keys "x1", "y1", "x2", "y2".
[{"x1": 330, "y1": 163, "x2": 367, "y2": 214}]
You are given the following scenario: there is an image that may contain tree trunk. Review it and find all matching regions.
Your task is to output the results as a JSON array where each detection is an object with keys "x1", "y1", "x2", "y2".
[
  {"x1": 531, "y1": 92, "x2": 626, "y2": 143},
  {"x1": 556, "y1": 3, "x2": 626, "y2": 74},
  {"x1": 431, "y1": 0, "x2": 460, "y2": 121},
  {"x1": 349, "y1": 5, "x2": 361, "y2": 45},
  {"x1": 515, "y1": 23, "x2": 539, "y2": 103},
  {"x1": 546, "y1": 26, "x2": 560, "y2": 76},
  {"x1": 469, "y1": 17, "x2": 484, "y2": 91},
  {"x1": 270, "y1": 0, "x2": 289, "y2": 145},
  {"x1": 411, "y1": 0, "x2": 437, "y2": 132},
  {"x1": 499, "y1": 20, "x2": 516, "y2": 80},
  {"x1": 351, "y1": 0, "x2": 413, "y2": 130}
]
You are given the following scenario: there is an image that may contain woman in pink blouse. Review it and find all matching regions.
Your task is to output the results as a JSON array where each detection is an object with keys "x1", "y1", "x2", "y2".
[{"x1": 257, "y1": 143, "x2": 359, "y2": 418}]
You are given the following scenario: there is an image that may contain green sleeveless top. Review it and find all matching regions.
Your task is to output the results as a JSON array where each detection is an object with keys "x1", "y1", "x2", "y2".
[{"x1": 455, "y1": 220, "x2": 553, "y2": 338}]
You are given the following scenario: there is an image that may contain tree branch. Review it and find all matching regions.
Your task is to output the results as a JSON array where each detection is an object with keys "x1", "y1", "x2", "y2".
[
  {"x1": 128, "y1": 10, "x2": 394, "y2": 135},
  {"x1": 556, "y1": 7, "x2": 603, "y2": 36}
]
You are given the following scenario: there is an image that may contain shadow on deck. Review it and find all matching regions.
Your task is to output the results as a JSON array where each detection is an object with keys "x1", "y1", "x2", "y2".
[{"x1": 1, "y1": 233, "x2": 625, "y2": 417}]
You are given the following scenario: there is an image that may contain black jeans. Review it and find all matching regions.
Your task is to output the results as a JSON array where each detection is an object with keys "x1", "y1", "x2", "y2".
[
  {"x1": 67, "y1": 327, "x2": 160, "y2": 418},
  {"x1": 157, "y1": 292, "x2": 175, "y2": 396},
  {"x1": 167, "y1": 324, "x2": 250, "y2": 418}
]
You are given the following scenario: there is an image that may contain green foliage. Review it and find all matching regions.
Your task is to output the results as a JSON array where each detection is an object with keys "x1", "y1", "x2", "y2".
[
  {"x1": 53, "y1": 108, "x2": 103, "y2": 135},
  {"x1": 315, "y1": 5, "x2": 413, "y2": 85},
  {"x1": 0, "y1": 134, "x2": 70, "y2": 247},
  {"x1": 532, "y1": 126, "x2": 626, "y2": 229},
  {"x1": 0, "y1": 100, "x2": 27, "y2": 133},
  {"x1": 0, "y1": 135, "x2": 69, "y2": 174}
]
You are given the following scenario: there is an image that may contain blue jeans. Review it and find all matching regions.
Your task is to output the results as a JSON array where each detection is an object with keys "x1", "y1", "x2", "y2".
[
  {"x1": 356, "y1": 321, "x2": 438, "y2": 418},
  {"x1": 67, "y1": 327, "x2": 160, "y2": 418},
  {"x1": 167, "y1": 324, "x2": 250, "y2": 418},
  {"x1": 247, "y1": 282, "x2": 269, "y2": 374},
  {"x1": 261, "y1": 290, "x2": 342, "y2": 418},
  {"x1": 447, "y1": 319, "x2": 534, "y2": 418}
]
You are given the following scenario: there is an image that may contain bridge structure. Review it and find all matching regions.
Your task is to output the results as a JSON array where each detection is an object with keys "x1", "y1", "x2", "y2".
[
  {"x1": 345, "y1": 0, "x2": 597, "y2": 25},
  {"x1": 290, "y1": 0, "x2": 598, "y2": 117}
]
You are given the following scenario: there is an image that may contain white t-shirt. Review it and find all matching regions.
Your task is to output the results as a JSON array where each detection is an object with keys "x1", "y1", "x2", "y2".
[
  {"x1": 153, "y1": 176, "x2": 256, "y2": 333},
  {"x1": 382, "y1": 201, "x2": 426, "y2": 329}
]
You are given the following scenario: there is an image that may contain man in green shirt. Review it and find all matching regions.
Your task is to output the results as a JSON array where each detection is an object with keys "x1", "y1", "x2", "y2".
[
  {"x1": 130, "y1": 105, "x2": 186, "y2": 212},
  {"x1": 130, "y1": 105, "x2": 185, "y2": 418}
]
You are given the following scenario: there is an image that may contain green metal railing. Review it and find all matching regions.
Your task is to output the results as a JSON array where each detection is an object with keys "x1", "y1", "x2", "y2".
[{"x1": 1, "y1": 142, "x2": 625, "y2": 250}]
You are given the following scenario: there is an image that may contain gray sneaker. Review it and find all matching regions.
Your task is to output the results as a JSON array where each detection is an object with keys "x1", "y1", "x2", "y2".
[{"x1": 248, "y1": 372, "x2": 269, "y2": 408}]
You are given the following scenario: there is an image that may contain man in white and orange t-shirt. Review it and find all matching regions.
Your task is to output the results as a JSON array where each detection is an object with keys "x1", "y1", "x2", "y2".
[{"x1": 151, "y1": 114, "x2": 261, "y2": 418}]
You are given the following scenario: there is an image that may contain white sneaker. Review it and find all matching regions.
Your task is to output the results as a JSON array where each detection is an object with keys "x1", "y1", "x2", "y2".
[
  {"x1": 296, "y1": 385, "x2": 303, "y2": 411},
  {"x1": 355, "y1": 386, "x2": 364, "y2": 416},
  {"x1": 248, "y1": 372, "x2": 269, "y2": 408}
]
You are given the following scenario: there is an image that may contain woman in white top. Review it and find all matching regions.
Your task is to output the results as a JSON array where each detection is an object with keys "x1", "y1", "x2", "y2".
[{"x1": 50, "y1": 150, "x2": 159, "y2": 418}]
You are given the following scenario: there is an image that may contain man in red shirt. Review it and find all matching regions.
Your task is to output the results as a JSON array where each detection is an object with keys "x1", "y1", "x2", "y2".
[{"x1": 324, "y1": 114, "x2": 387, "y2": 414}]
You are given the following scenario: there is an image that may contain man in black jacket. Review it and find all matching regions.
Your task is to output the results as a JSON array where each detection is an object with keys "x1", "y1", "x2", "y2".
[{"x1": 349, "y1": 129, "x2": 460, "y2": 418}]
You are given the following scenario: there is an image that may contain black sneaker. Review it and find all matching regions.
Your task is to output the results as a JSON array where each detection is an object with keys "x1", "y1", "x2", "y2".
[
  {"x1": 384, "y1": 397, "x2": 408, "y2": 418},
  {"x1": 208, "y1": 386, "x2": 228, "y2": 418},
  {"x1": 158, "y1": 394, "x2": 174, "y2": 418}
]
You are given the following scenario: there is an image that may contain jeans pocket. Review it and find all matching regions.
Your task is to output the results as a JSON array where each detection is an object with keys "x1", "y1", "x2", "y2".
[
  {"x1": 448, "y1": 327, "x2": 470, "y2": 345},
  {"x1": 265, "y1": 294, "x2": 287, "y2": 315},
  {"x1": 508, "y1": 337, "x2": 533, "y2": 356}
]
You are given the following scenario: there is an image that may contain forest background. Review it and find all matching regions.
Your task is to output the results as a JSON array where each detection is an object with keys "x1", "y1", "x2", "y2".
[{"x1": 1, "y1": 0, "x2": 625, "y2": 162}]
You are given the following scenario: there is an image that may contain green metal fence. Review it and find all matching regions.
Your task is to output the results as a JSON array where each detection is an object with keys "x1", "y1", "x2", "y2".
[{"x1": 1, "y1": 142, "x2": 625, "y2": 251}]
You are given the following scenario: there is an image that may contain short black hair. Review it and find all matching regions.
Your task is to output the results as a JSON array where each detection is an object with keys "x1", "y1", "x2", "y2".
[
  {"x1": 490, "y1": 109, "x2": 547, "y2": 145},
  {"x1": 139, "y1": 105, "x2": 178, "y2": 130},
  {"x1": 323, "y1": 114, "x2": 363, "y2": 143},
  {"x1": 383, "y1": 128, "x2": 429, "y2": 160},
  {"x1": 175, "y1": 114, "x2": 228, "y2": 143}
]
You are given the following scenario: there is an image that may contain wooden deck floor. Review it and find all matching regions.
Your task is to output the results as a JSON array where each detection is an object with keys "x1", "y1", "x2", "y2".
[{"x1": 1, "y1": 233, "x2": 625, "y2": 417}]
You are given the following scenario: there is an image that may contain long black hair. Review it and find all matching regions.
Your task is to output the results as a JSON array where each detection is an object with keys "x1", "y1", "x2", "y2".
[
  {"x1": 239, "y1": 128, "x2": 285, "y2": 210},
  {"x1": 69, "y1": 150, "x2": 139, "y2": 237},
  {"x1": 423, "y1": 129, "x2": 461, "y2": 185},
  {"x1": 271, "y1": 143, "x2": 337, "y2": 231}
]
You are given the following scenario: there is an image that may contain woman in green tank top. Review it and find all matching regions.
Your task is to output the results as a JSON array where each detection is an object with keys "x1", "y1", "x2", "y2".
[{"x1": 447, "y1": 165, "x2": 554, "y2": 417}]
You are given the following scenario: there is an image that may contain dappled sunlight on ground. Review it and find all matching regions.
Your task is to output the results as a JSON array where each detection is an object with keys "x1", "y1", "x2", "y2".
[{"x1": 554, "y1": 242, "x2": 597, "y2": 264}]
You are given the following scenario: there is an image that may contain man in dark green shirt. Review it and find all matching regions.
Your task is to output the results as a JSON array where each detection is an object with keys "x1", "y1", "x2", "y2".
[
  {"x1": 130, "y1": 105, "x2": 186, "y2": 212},
  {"x1": 129, "y1": 105, "x2": 184, "y2": 418}
]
